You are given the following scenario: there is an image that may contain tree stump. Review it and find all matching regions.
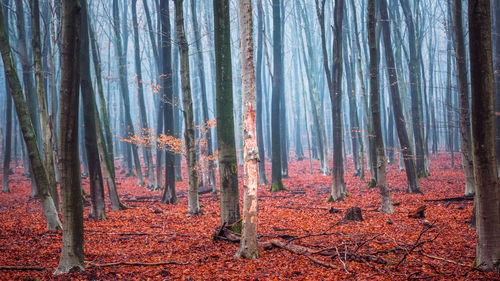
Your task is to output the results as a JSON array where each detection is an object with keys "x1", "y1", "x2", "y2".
[{"x1": 344, "y1": 207, "x2": 363, "y2": 221}]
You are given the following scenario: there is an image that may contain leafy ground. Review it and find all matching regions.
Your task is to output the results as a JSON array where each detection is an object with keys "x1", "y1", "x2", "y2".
[{"x1": 0, "y1": 153, "x2": 499, "y2": 280}]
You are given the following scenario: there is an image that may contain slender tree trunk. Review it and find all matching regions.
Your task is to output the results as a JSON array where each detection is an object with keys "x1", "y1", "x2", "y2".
[
  {"x1": 112, "y1": 0, "x2": 144, "y2": 186},
  {"x1": 468, "y1": 0, "x2": 500, "y2": 271},
  {"x1": 368, "y1": 0, "x2": 393, "y2": 214},
  {"x1": 379, "y1": 0, "x2": 420, "y2": 193},
  {"x1": 235, "y1": 0, "x2": 259, "y2": 259},
  {"x1": 88, "y1": 18, "x2": 126, "y2": 211},
  {"x1": 270, "y1": 0, "x2": 285, "y2": 192},
  {"x1": 446, "y1": 0, "x2": 455, "y2": 169},
  {"x1": 256, "y1": 0, "x2": 268, "y2": 186},
  {"x1": 131, "y1": 0, "x2": 155, "y2": 189},
  {"x1": 30, "y1": 0, "x2": 59, "y2": 210},
  {"x1": 1, "y1": 0, "x2": 11, "y2": 193},
  {"x1": 55, "y1": 0, "x2": 84, "y2": 274},
  {"x1": 173, "y1": 0, "x2": 199, "y2": 215},
  {"x1": 0, "y1": 3, "x2": 62, "y2": 231},
  {"x1": 452, "y1": 0, "x2": 474, "y2": 196},
  {"x1": 80, "y1": 0, "x2": 106, "y2": 220},
  {"x1": 494, "y1": 0, "x2": 500, "y2": 175},
  {"x1": 159, "y1": 0, "x2": 177, "y2": 204},
  {"x1": 399, "y1": 0, "x2": 426, "y2": 178},
  {"x1": 190, "y1": 0, "x2": 216, "y2": 191},
  {"x1": 214, "y1": 0, "x2": 241, "y2": 226}
]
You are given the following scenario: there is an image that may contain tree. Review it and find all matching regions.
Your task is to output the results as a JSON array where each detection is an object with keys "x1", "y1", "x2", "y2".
[
  {"x1": 131, "y1": 0, "x2": 155, "y2": 189},
  {"x1": 213, "y1": 0, "x2": 241, "y2": 226},
  {"x1": 80, "y1": 0, "x2": 106, "y2": 220},
  {"x1": 1, "y1": 0, "x2": 11, "y2": 193},
  {"x1": 452, "y1": 0, "x2": 474, "y2": 196},
  {"x1": 315, "y1": 0, "x2": 345, "y2": 201},
  {"x1": 0, "y1": 0, "x2": 62, "y2": 231},
  {"x1": 235, "y1": 0, "x2": 259, "y2": 259},
  {"x1": 368, "y1": 0, "x2": 393, "y2": 214},
  {"x1": 270, "y1": 0, "x2": 286, "y2": 192},
  {"x1": 173, "y1": 0, "x2": 199, "y2": 215},
  {"x1": 399, "y1": 0, "x2": 426, "y2": 178},
  {"x1": 88, "y1": 13, "x2": 127, "y2": 211},
  {"x1": 468, "y1": 0, "x2": 500, "y2": 271},
  {"x1": 159, "y1": 0, "x2": 177, "y2": 204},
  {"x1": 379, "y1": 0, "x2": 420, "y2": 193},
  {"x1": 256, "y1": 0, "x2": 268, "y2": 186},
  {"x1": 112, "y1": 0, "x2": 144, "y2": 186},
  {"x1": 190, "y1": 0, "x2": 216, "y2": 192},
  {"x1": 55, "y1": 0, "x2": 84, "y2": 274}
]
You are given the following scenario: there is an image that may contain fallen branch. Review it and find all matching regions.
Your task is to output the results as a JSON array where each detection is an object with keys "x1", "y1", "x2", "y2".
[
  {"x1": 420, "y1": 252, "x2": 481, "y2": 271},
  {"x1": 0, "y1": 265, "x2": 46, "y2": 271},
  {"x1": 424, "y1": 196, "x2": 474, "y2": 202},
  {"x1": 86, "y1": 260, "x2": 188, "y2": 267},
  {"x1": 267, "y1": 239, "x2": 338, "y2": 269}
]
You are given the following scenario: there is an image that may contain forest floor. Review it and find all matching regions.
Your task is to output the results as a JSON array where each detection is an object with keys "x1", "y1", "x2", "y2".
[{"x1": 0, "y1": 153, "x2": 499, "y2": 280}]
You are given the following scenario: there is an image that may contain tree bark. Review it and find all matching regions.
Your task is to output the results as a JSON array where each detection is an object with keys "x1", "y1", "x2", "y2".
[
  {"x1": 173, "y1": 0, "x2": 199, "y2": 215},
  {"x1": 159, "y1": 0, "x2": 177, "y2": 204},
  {"x1": 1, "y1": 0, "x2": 11, "y2": 193},
  {"x1": 256, "y1": 0, "x2": 268, "y2": 186},
  {"x1": 270, "y1": 0, "x2": 285, "y2": 192},
  {"x1": 80, "y1": 0, "x2": 106, "y2": 220},
  {"x1": 213, "y1": 0, "x2": 241, "y2": 226},
  {"x1": 452, "y1": 0, "x2": 474, "y2": 196},
  {"x1": 368, "y1": 0, "x2": 393, "y2": 214},
  {"x1": 30, "y1": 0, "x2": 59, "y2": 210},
  {"x1": 55, "y1": 0, "x2": 84, "y2": 274},
  {"x1": 468, "y1": 0, "x2": 500, "y2": 271},
  {"x1": 235, "y1": 0, "x2": 259, "y2": 259}
]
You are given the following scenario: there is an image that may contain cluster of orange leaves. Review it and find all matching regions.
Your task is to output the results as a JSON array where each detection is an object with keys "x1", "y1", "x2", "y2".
[{"x1": 0, "y1": 153, "x2": 499, "y2": 280}]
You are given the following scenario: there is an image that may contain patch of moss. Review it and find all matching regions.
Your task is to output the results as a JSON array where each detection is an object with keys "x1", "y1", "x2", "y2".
[{"x1": 366, "y1": 179, "x2": 376, "y2": 188}]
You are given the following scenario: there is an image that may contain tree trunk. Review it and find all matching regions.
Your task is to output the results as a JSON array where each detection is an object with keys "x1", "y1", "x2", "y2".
[
  {"x1": 368, "y1": 0, "x2": 393, "y2": 214},
  {"x1": 270, "y1": 0, "x2": 285, "y2": 192},
  {"x1": 131, "y1": 0, "x2": 154, "y2": 189},
  {"x1": 379, "y1": 0, "x2": 420, "y2": 193},
  {"x1": 468, "y1": 0, "x2": 500, "y2": 271},
  {"x1": 30, "y1": 0, "x2": 59, "y2": 210},
  {"x1": 159, "y1": 0, "x2": 177, "y2": 204},
  {"x1": 1, "y1": 0, "x2": 11, "y2": 193},
  {"x1": 112, "y1": 0, "x2": 144, "y2": 186},
  {"x1": 399, "y1": 0, "x2": 426, "y2": 178},
  {"x1": 235, "y1": 0, "x2": 259, "y2": 259},
  {"x1": 173, "y1": 0, "x2": 199, "y2": 215},
  {"x1": 452, "y1": 0, "x2": 474, "y2": 196},
  {"x1": 214, "y1": 0, "x2": 241, "y2": 226},
  {"x1": 0, "y1": 1, "x2": 62, "y2": 232},
  {"x1": 256, "y1": 0, "x2": 268, "y2": 186},
  {"x1": 88, "y1": 17, "x2": 126, "y2": 211},
  {"x1": 80, "y1": 0, "x2": 106, "y2": 220},
  {"x1": 55, "y1": 0, "x2": 84, "y2": 274},
  {"x1": 190, "y1": 0, "x2": 216, "y2": 191}
]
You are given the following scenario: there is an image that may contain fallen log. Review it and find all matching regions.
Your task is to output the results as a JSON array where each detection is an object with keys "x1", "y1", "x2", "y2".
[
  {"x1": 0, "y1": 265, "x2": 46, "y2": 271},
  {"x1": 86, "y1": 260, "x2": 189, "y2": 267}
]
